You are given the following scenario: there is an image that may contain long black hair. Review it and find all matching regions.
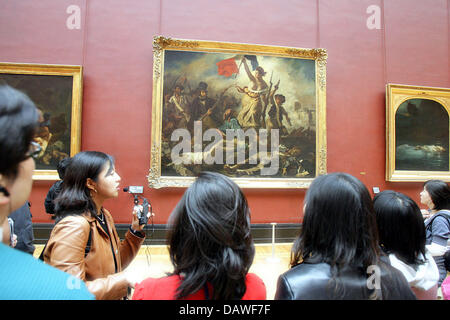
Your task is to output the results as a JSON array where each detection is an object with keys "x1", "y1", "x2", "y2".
[
  {"x1": 0, "y1": 85, "x2": 39, "y2": 178},
  {"x1": 167, "y1": 171, "x2": 254, "y2": 300},
  {"x1": 54, "y1": 151, "x2": 114, "y2": 220},
  {"x1": 374, "y1": 190, "x2": 426, "y2": 266},
  {"x1": 423, "y1": 180, "x2": 450, "y2": 211},
  {"x1": 291, "y1": 172, "x2": 380, "y2": 270}
]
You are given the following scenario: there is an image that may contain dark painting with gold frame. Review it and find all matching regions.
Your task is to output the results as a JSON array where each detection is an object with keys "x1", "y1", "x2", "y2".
[
  {"x1": 386, "y1": 84, "x2": 450, "y2": 182},
  {"x1": 0, "y1": 63, "x2": 82, "y2": 180},
  {"x1": 149, "y1": 36, "x2": 327, "y2": 188}
]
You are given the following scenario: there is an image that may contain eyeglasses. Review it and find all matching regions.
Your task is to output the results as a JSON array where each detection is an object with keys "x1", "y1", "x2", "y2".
[{"x1": 26, "y1": 141, "x2": 42, "y2": 159}]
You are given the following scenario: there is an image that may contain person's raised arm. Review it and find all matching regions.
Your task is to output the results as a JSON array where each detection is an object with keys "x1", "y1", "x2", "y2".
[{"x1": 241, "y1": 57, "x2": 255, "y2": 83}]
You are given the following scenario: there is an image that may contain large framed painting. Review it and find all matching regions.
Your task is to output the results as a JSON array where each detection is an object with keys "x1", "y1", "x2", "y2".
[
  {"x1": 0, "y1": 63, "x2": 83, "y2": 180},
  {"x1": 149, "y1": 36, "x2": 327, "y2": 188},
  {"x1": 386, "y1": 84, "x2": 450, "y2": 182}
]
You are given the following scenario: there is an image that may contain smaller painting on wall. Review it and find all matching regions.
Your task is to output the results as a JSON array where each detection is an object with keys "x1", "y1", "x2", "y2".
[
  {"x1": 386, "y1": 84, "x2": 450, "y2": 182},
  {"x1": 0, "y1": 63, "x2": 83, "y2": 180}
]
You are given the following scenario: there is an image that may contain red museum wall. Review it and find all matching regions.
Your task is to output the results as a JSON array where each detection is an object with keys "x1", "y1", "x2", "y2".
[{"x1": 1, "y1": 0, "x2": 449, "y2": 225}]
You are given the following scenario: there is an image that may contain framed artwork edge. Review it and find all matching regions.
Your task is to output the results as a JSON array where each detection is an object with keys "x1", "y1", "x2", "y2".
[
  {"x1": 0, "y1": 62, "x2": 83, "y2": 180},
  {"x1": 386, "y1": 83, "x2": 450, "y2": 182},
  {"x1": 148, "y1": 36, "x2": 327, "y2": 189}
]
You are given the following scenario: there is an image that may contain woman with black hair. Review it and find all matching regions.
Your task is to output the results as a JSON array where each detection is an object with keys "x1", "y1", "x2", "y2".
[
  {"x1": 420, "y1": 180, "x2": 450, "y2": 286},
  {"x1": 374, "y1": 190, "x2": 439, "y2": 299},
  {"x1": 43, "y1": 151, "x2": 145, "y2": 300},
  {"x1": 132, "y1": 171, "x2": 266, "y2": 300},
  {"x1": 0, "y1": 85, "x2": 93, "y2": 299},
  {"x1": 275, "y1": 172, "x2": 415, "y2": 300}
]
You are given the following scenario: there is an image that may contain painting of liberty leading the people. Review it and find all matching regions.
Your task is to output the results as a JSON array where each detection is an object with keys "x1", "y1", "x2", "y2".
[{"x1": 160, "y1": 50, "x2": 317, "y2": 178}]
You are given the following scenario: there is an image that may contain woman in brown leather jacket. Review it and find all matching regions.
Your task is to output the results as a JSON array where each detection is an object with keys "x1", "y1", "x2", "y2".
[{"x1": 43, "y1": 151, "x2": 145, "y2": 300}]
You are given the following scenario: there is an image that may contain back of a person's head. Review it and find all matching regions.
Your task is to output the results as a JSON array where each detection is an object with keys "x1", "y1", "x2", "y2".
[
  {"x1": 424, "y1": 180, "x2": 450, "y2": 211},
  {"x1": 373, "y1": 190, "x2": 426, "y2": 266},
  {"x1": 0, "y1": 85, "x2": 38, "y2": 178},
  {"x1": 56, "y1": 157, "x2": 71, "y2": 180},
  {"x1": 292, "y1": 172, "x2": 379, "y2": 269},
  {"x1": 54, "y1": 151, "x2": 114, "y2": 219},
  {"x1": 167, "y1": 171, "x2": 254, "y2": 300}
]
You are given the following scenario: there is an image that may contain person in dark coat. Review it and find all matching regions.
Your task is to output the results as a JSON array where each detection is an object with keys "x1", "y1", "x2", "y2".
[
  {"x1": 8, "y1": 201, "x2": 35, "y2": 254},
  {"x1": 189, "y1": 82, "x2": 218, "y2": 131}
]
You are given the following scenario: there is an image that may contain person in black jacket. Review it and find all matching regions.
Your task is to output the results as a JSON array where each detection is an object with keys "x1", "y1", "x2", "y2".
[
  {"x1": 275, "y1": 172, "x2": 416, "y2": 300},
  {"x1": 8, "y1": 201, "x2": 35, "y2": 254},
  {"x1": 44, "y1": 157, "x2": 71, "y2": 217}
]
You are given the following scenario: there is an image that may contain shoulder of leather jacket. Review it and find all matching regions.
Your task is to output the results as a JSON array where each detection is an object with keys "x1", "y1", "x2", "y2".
[
  {"x1": 55, "y1": 213, "x2": 92, "y2": 232},
  {"x1": 277, "y1": 259, "x2": 414, "y2": 300}
]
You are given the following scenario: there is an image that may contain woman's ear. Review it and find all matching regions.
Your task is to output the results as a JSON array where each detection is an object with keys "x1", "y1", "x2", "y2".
[{"x1": 86, "y1": 178, "x2": 97, "y2": 194}]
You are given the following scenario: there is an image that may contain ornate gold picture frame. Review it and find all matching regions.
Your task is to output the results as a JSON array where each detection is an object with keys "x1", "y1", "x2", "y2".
[
  {"x1": 386, "y1": 84, "x2": 450, "y2": 182},
  {"x1": 0, "y1": 63, "x2": 83, "y2": 180},
  {"x1": 149, "y1": 36, "x2": 327, "y2": 188}
]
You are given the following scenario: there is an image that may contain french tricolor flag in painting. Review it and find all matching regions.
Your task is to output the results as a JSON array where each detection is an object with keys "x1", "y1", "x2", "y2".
[{"x1": 216, "y1": 55, "x2": 258, "y2": 77}]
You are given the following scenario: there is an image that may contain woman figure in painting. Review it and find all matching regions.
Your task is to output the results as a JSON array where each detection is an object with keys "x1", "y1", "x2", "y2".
[
  {"x1": 420, "y1": 179, "x2": 450, "y2": 286},
  {"x1": 373, "y1": 190, "x2": 439, "y2": 299},
  {"x1": 275, "y1": 172, "x2": 416, "y2": 300},
  {"x1": 236, "y1": 56, "x2": 269, "y2": 130},
  {"x1": 43, "y1": 151, "x2": 146, "y2": 300},
  {"x1": 132, "y1": 171, "x2": 266, "y2": 300}
]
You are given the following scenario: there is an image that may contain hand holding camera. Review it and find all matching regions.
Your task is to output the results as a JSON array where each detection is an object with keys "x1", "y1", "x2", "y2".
[
  {"x1": 123, "y1": 186, "x2": 154, "y2": 231},
  {"x1": 131, "y1": 202, "x2": 153, "y2": 231}
]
